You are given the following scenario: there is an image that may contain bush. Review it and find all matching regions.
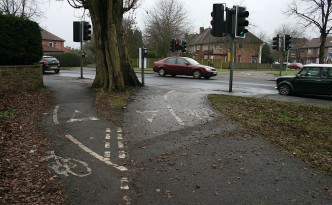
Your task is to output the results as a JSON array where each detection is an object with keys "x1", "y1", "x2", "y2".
[
  {"x1": 0, "y1": 14, "x2": 42, "y2": 65},
  {"x1": 52, "y1": 53, "x2": 81, "y2": 67}
]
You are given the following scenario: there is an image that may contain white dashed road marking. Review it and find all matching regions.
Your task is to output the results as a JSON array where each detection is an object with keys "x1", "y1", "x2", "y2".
[{"x1": 53, "y1": 105, "x2": 60, "y2": 125}]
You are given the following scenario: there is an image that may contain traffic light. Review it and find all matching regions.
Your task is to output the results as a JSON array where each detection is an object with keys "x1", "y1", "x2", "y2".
[
  {"x1": 210, "y1": 4, "x2": 225, "y2": 37},
  {"x1": 284, "y1": 34, "x2": 292, "y2": 51},
  {"x1": 181, "y1": 40, "x2": 187, "y2": 52},
  {"x1": 83, "y1": 21, "x2": 92, "y2": 41},
  {"x1": 143, "y1": 48, "x2": 148, "y2": 58},
  {"x1": 175, "y1": 39, "x2": 181, "y2": 50},
  {"x1": 170, "y1": 39, "x2": 175, "y2": 52},
  {"x1": 73, "y1": 21, "x2": 81, "y2": 42},
  {"x1": 272, "y1": 35, "x2": 279, "y2": 51},
  {"x1": 234, "y1": 6, "x2": 249, "y2": 38},
  {"x1": 225, "y1": 7, "x2": 233, "y2": 35}
]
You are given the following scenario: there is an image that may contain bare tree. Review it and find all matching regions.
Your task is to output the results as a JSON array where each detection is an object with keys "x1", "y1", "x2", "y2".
[
  {"x1": 66, "y1": 0, "x2": 141, "y2": 91},
  {"x1": 143, "y1": 0, "x2": 193, "y2": 57},
  {"x1": 285, "y1": 0, "x2": 332, "y2": 63},
  {"x1": 274, "y1": 23, "x2": 302, "y2": 38},
  {"x1": 0, "y1": 0, "x2": 44, "y2": 19}
]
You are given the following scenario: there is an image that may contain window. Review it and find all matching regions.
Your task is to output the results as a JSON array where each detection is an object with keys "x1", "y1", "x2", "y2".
[
  {"x1": 176, "y1": 58, "x2": 187, "y2": 65},
  {"x1": 49, "y1": 41, "x2": 54, "y2": 47},
  {"x1": 165, "y1": 58, "x2": 176, "y2": 64},
  {"x1": 322, "y1": 67, "x2": 332, "y2": 78},
  {"x1": 237, "y1": 55, "x2": 241, "y2": 63},
  {"x1": 298, "y1": 67, "x2": 320, "y2": 77}
]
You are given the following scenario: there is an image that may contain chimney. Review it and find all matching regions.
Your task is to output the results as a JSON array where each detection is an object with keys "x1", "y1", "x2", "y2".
[{"x1": 200, "y1": 27, "x2": 204, "y2": 34}]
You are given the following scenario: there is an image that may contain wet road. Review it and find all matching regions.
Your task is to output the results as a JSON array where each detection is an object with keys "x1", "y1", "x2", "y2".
[{"x1": 57, "y1": 68, "x2": 332, "y2": 107}]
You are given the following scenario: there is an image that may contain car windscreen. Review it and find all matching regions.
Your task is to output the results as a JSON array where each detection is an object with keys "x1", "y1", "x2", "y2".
[{"x1": 43, "y1": 57, "x2": 58, "y2": 62}]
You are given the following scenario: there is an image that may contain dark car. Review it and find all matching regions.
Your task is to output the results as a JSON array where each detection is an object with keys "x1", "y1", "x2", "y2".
[
  {"x1": 40, "y1": 56, "x2": 60, "y2": 73},
  {"x1": 276, "y1": 64, "x2": 332, "y2": 95},
  {"x1": 153, "y1": 57, "x2": 218, "y2": 79}
]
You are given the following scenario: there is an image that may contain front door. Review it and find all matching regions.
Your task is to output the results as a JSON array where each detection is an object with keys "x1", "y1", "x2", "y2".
[{"x1": 293, "y1": 67, "x2": 322, "y2": 94}]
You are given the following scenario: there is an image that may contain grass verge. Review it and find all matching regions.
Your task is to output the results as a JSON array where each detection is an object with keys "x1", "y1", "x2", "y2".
[
  {"x1": 208, "y1": 94, "x2": 332, "y2": 175},
  {"x1": 270, "y1": 70, "x2": 298, "y2": 76},
  {"x1": 94, "y1": 88, "x2": 132, "y2": 126}
]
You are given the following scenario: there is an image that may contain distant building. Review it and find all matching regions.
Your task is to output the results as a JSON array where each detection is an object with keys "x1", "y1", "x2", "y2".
[
  {"x1": 187, "y1": 27, "x2": 264, "y2": 63},
  {"x1": 291, "y1": 36, "x2": 332, "y2": 64},
  {"x1": 41, "y1": 28, "x2": 71, "y2": 55}
]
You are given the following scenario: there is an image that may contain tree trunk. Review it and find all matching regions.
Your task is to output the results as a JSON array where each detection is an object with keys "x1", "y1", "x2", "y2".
[
  {"x1": 319, "y1": 33, "x2": 327, "y2": 64},
  {"x1": 86, "y1": 0, "x2": 141, "y2": 92}
]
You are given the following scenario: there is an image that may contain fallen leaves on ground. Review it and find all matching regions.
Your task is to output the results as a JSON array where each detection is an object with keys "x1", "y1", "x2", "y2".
[{"x1": 0, "y1": 89, "x2": 65, "y2": 204}]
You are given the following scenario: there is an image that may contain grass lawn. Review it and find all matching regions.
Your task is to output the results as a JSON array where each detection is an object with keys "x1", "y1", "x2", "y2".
[
  {"x1": 208, "y1": 94, "x2": 332, "y2": 176},
  {"x1": 270, "y1": 70, "x2": 299, "y2": 76}
]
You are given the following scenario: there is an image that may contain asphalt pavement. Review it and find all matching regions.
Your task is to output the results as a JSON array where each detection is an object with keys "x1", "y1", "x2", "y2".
[
  {"x1": 42, "y1": 73, "x2": 332, "y2": 205},
  {"x1": 125, "y1": 85, "x2": 332, "y2": 205}
]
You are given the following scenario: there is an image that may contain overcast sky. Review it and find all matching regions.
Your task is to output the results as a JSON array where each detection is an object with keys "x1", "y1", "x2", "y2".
[{"x1": 39, "y1": 0, "x2": 318, "y2": 49}]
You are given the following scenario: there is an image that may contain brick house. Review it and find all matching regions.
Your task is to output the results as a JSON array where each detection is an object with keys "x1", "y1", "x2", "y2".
[
  {"x1": 41, "y1": 28, "x2": 70, "y2": 55},
  {"x1": 187, "y1": 27, "x2": 264, "y2": 63},
  {"x1": 291, "y1": 36, "x2": 332, "y2": 64}
]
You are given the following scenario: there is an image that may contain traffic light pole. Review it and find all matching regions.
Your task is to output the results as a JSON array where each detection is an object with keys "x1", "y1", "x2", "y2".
[
  {"x1": 80, "y1": 21, "x2": 84, "y2": 79},
  {"x1": 229, "y1": 37, "x2": 235, "y2": 92},
  {"x1": 279, "y1": 36, "x2": 284, "y2": 76}
]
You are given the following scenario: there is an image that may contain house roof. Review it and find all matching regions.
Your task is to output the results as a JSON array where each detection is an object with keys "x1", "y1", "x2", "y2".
[
  {"x1": 187, "y1": 27, "x2": 263, "y2": 46},
  {"x1": 306, "y1": 36, "x2": 332, "y2": 48},
  {"x1": 41, "y1": 28, "x2": 65, "y2": 42}
]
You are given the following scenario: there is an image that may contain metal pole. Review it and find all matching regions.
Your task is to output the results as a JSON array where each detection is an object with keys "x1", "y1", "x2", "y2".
[
  {"x1": 229, "y1": 37, "x2": 235, "y2": 92},
  {"x1": 279, "y1": 35, "x2": 284, "y2": 76},
  {"x1": 141, "y1": 48, "x2": 144, "y2": 86},
  {"x1": 80, "y1": 21, "x2": 83, "y2": 79}
]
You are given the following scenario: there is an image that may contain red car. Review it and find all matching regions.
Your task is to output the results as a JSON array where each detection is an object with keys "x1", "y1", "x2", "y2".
[
  {"x1": 287, "y1": 62, "x2": 303, "y2": 69},
  {"x1": 153, "y1": 57, "x2": 218, "y2": 79}
]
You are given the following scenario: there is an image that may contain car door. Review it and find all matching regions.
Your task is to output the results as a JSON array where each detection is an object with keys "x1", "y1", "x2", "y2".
[
  {"x1": 293, "y1": 67, "x2": 322, "y2": 94},
  {"x1": 175, "y1": 58, "x2": 191, "y2": 75},
  {"x1": 164, "y1": 57, "x2": 177, "y2": 75},
  {"x1": 320, "y1": 67, "x2": 332, "y2": 95}
]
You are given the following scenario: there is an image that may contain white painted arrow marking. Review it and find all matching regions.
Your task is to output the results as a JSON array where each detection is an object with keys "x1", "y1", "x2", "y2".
[{"x1": 67, "y1": 110, "x2": 99, "y2": 123}]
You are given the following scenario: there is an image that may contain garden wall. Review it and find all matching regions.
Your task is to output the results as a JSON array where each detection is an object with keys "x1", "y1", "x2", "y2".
[{"x1": 0, "y1": 65, "x2": 43, "y2": 92}]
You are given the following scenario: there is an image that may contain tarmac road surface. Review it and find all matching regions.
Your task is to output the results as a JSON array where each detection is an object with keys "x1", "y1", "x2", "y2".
[{"x1": 42, "y1": 73, "x2": 332, "y2": 204}]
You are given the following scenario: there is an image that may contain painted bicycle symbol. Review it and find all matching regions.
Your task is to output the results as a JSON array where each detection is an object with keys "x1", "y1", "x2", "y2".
[{"x1": 42, "y1": 151, "x2": 92, "y2": 177}]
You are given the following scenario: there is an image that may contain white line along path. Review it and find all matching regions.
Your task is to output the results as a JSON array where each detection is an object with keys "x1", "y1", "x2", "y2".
[
  {"x1": 53, "y1": 105, "x2": 60, "y2": 125},
  {"x1": 117, "y1": 127, "x2": 126, "y2": 159},
  {"x1": 167, "y1": 105, "x2": 185, "y2": 126},
  {"x1": 65, "y1": 134, "x2": 128, "y2": 172},
  {"x1": 104, "y1": 128, "x2": 111, "y2": 161}
]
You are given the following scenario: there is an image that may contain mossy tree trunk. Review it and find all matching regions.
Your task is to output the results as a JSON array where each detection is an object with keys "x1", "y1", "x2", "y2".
[{"x1": 83, "y1": 0, "x2": 141, "y2": 92}]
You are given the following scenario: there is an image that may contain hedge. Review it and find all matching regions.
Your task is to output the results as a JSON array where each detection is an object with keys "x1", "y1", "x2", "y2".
[{"x1": 0, "y1": 14, "x2": 42, "y2": 65}]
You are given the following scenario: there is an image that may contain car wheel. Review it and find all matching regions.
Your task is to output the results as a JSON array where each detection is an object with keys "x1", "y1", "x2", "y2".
[
  {"x1": 158, "y1": 68, "x2": 166, "y2": 77},
  {"x1": 193, "y1": 70, "x2": 202, "y2": 79},
  {"x1": 54, "y1": 69, "x2": 60, "y2": 73},
  {"x1": 279, "y1": 84, "x2": 291, "y2": 95}
]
